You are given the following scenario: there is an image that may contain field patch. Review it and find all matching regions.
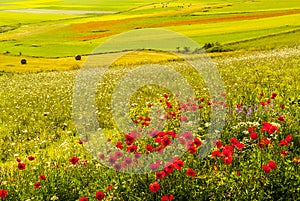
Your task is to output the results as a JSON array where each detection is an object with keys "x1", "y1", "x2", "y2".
[
  {"x1": 149, "y1": 9, "x2": 300, "y2": 27},
  {"x1": 1, "y1": 8, "x2": 117, "y2": 15}
]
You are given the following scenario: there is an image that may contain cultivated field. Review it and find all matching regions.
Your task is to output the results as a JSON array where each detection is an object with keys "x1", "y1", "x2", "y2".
[{"x1": 0, "y1": 0, "x2": 300, "y2": 70}]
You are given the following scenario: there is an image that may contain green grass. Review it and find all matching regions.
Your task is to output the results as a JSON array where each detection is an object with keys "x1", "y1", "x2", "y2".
[
  {"x1": 0, "y1": 0, "x2": 164, "y2": 11},
  {"x1": 0, "y1": 12, "x2": 83, "y2": 26},
  {"x1": 225, "y1": 29, "x2": 300, "y2": 51}
]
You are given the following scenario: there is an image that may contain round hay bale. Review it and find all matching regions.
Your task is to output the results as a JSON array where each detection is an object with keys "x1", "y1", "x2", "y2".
[
  {"x1": 20, "y1": 59, "x2": 27, "y2": 65},
  {"x1": 75, "y1": 55, "x2": 81, "y2": 61}
]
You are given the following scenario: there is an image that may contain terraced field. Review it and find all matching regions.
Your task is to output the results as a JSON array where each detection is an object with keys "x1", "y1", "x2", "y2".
[{"x1": 0, "y1": 0, "x2": 300, "y2": 72}]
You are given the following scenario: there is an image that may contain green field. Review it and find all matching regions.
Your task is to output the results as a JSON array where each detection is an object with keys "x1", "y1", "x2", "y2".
[{"x1": 0, "y1": 0, "x2": 300, "y2": 65}]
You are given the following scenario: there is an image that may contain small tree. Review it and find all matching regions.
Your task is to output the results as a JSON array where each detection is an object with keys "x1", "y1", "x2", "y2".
[
  {"x1": 20, "y1": 59, "x2": 27, "y2": 65},
  {"x1": 75, "y1": 55, "x2": 81, "y2": 61},
  {"x1": 183, "y1": 46, "x2": 190, "y2": 53}
]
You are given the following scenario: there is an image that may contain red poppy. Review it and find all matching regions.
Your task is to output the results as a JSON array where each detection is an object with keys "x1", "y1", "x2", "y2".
[
  {"x1": 114, "y1": 151, "x2": 124, "y2": 159},
  {"x1": 230, "y1": 138, "x2": 239, "y2": 146},
  {"x1": 250, "y1": 132, "x2": 258, "y2": 140},
  {"x1": 279, "y1": 140, "x2": 289, "y2": 146},
  {"x1": 126, "y1": 145, "x2": 138, "y2": 153},
  {"x1": 149, "y1": 182, "x2": 160, "y2": 193},
  {"x1": 279, "y1": 103, "x2": 285, "y2": 109},
  {"x1": 167, "y1": 131, "x2": 176, "y2": 138},
  {"x1": 124, "y1": 157, "x2": 132, "y2": 165},
  {"x1": 116, "y1": 142, "x2": 123, "y2": 149},
  {"x1": 293, "y1": 157, "x2": 300, "y2": 165},
  {"x1": 179, "y1": 137, "x2": 186, "y2": 146},
  {"x1": 262, "y1": 164, "x2": 271, "y2": 174},
  {"x1": 142, "y1": 121, "x2": 150, "y2": 127},
  {"x1": 149, "y1": 163, "x2": 160, "y2": 171},
  {"x1": 280, "y1": 150, "x2": 288, "y2": 156},
  {"x1": 134, "y1": 152, "x2": 141, "y2": 160},
  {"x1": 268, "y1": 160, "x2": 277, "y2": 170},
  {"x1": 155, "y1": 146, "x2": 164, "y2": 154},
  {"x1": 223, "y1": 157, "x2": 232, "y2": 165},
  {"x1": 144, "y1": 117, "x2": 151, "y2": 121},
  {"x1": 186, "y1": 168, "x2": 196, "y2": 178},
  {"x1": 211, "y1": 150, "x2": 221, "y2": 158},
  {"x1": 163, "y1": 163, "x2": 175, "y2": 175},
  {"x1": 183, "y1": 132, "x2": 194, "y2": 141},
  {"x1": 259, "y1": 92, "x2": 263, "y2": 98},
  {"x1": 215, "y1": 140, "x2": 222, "y2": 148},
  {"x1": 95, "y1": 191, "x2": 105, "y2": 200},
  {"x1": 236, "y1": 171, "x2": 241, "y2": 176},
  {"x1": 236, "y1": 143, "x2": 245, "y2": 149},
  {"x1": 166, "y1": 101, "x2": 172, "y2": 108},
  {"x1": 271, "y1": 92, "x2": 277, "y2": 99},
  {"x1": 16, "y1": 158, "x2": 21, "y2": 163},
  {"x1": 34, "y1": 182, "x2": 41, "y2": 189},
  {"x1": 163, "y1": 93, "x2": 169, "y2": 99},
  {"x1": 261, "y1": 122, "x2": 279, "y2": 135},
  {"x1": 18, "y1": 163, "x2": 26, "y2": 170},
  {"x1": 162, "y1": 137, "x2": 172, "y2": 147},
  {"x1": 106, "y1": 185, "x2": 113, "y2": 191},
  {"x1": 39, "y1": 174, "x2": 46, "y2": 181},
  {"x1": 193, "y1": 138, "x2": 202, "y2": 147},
  {"x1": 155, "y1": 137, "x2": 162, "y2": 143},
  {"x1": 223, "y1": 145, "x2": 234, "y2": 151},
  {"x1": 79, "y1": 196, "x2": 88, "y2": 201},
  {"x1": 277, "y1": 116, "x2": 284, "y2": 122},
  {"x1": 222, "y1": 149, "x2": 232, "y2": 158},
  {"x1": 174, "y1": 159, "x2": 184, "y2": 170},
  {"x1": 125, "y1": 135, "x2": 134, "y2": 145},
  {"x1": 285, "y1": 134, "x2": 292, "y2": 143},
  {"x1": 28, "y1": 156, "x2": 35, "y2": 161},
  {"x1": 248, "y1": 126, "x2": 256, "y2": 132},
  {"x1": 114, "y1": 163, "x2": 122, "y2": 172},
  {"x1": 99, "y1": 153, "x2": 105, "y2": 160},
  {"x1": 0, "y1": 189, "x2": 8, "y2": 198},
  {"x1": 161, "y1": 194, "x2": 175, "y2": 201},
  {"x1": 69, "y1": 156, "x2": 79, "y2": 165},
  {"x1": 145, "y1": 144, "x2": 153, "y2": 152},
  {"x1": 258, "y1": 138, "x2": 271, "y2": 148},
  {"x1": 108, "y1": 156, "x2": 117, "y2": 164},
  {"x1": 180, "y1": 116, "x2": 188, "y2": 122},
  {"x1": 156, "y1": 171, "x2": 165, "y2": 179},
  {"x1": 188, "y1": 145, "x2": 197, "y2": 154}
]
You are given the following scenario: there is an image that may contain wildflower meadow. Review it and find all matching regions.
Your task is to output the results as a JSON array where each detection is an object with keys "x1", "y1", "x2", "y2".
[{"x1": 0, "y1": 46, "x2": 299, "y2": 200}]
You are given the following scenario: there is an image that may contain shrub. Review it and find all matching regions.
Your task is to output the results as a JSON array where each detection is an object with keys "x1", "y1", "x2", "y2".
[
  {"x1": 20, "y1": 59, "x2": 27, "y2": 65},
  {"x1": 75, "y1": 55, "x2": 81, "y2": 61}
]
